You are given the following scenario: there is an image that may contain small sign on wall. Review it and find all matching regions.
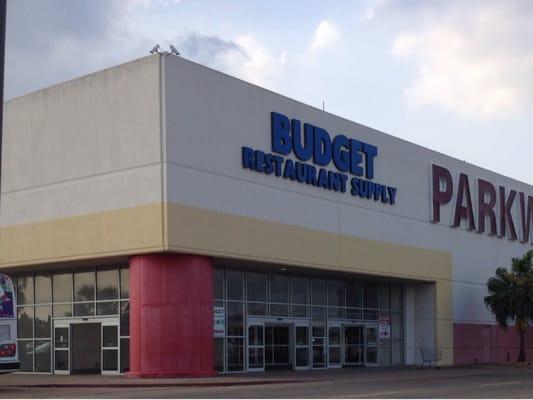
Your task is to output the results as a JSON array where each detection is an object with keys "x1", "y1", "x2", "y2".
[
  {"x1": 379, "y1": 316, "x2": 391, "y2": 339},
  {"x1": 213, "y1": 306, "x2": 225, "y2": 337}
]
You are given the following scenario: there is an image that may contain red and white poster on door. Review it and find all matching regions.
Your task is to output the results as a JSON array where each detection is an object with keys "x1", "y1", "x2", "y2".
[{"x1": 379, "y1": 316, "x2": 391, "y2": 339}]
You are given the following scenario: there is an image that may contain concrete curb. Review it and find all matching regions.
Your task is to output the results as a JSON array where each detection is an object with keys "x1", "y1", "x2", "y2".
[{"x1": 2, "y1": 378, "x2": 326, "y2": 389}]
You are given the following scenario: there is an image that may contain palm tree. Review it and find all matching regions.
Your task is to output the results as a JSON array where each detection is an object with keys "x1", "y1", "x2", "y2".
[{"x1": 484, "y1": 250, "x2": 533, "y2": 363}]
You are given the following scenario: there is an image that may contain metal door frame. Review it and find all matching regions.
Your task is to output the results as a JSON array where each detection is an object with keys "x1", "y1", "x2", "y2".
[
  {"x1": 101, "y1": 321, "x2": 120, "y2": 375},
  {"x1": 247, "y1": 319, "x2": 265, "y2": 372},
  {"x1": 264, "y1": 321, "x2": 292, "y2": 369},
  {"x1": 294, "y1": 319, "x2": 311, "y2": 370},
  {"x1": 342, "y1": 323, "x2": 364, "y2": 367},
  {"x1": 327, "y1": 321, "x2": 342, "y2": 368},
  {"x1": 52, "y1": 316, "x2": 119, "y2": 375},
  {"x1": 53, "y1": 321, "x2": 70, "y2": 375},
  {"x1": 364, "y1": 324, "x2": 379, "y2": 367}
]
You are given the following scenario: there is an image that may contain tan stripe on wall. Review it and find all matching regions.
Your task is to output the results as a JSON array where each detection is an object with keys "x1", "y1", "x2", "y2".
[{"x1": 0, "y1": 204, "x2": 164, "y2": 268}]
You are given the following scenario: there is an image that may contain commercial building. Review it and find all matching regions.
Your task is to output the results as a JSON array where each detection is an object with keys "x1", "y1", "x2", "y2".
[{"x1": 1, "y1": 55, "x2": 532, "y2": 376}]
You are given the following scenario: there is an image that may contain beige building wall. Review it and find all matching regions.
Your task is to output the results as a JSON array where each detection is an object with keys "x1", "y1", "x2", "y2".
[
  {"x1": 1, "y1": 54, "x2": 459, "y2": 365},
  {"x1": 166, "y1": 202, "x2": 453, "y2": 365},
  {"x1": 0, "y1": 56, "x2": 165, "y2": 267}
]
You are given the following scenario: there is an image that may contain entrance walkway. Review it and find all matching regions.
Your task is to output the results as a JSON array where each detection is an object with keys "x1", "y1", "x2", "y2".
[
  {"x1": 2, "y1": 366, "x2": 533, "y2": 398},
  {"x1": 1, "y1": 365, "x2": 527, "y2": 388},
  {"x1": 2, "y1": 370, "x2": 325, "y2": 388}
]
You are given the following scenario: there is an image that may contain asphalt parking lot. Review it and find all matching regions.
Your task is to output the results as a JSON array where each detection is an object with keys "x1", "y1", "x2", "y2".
[{"x1": 2, "y1": 365, "x2": 533, "y2": 398}]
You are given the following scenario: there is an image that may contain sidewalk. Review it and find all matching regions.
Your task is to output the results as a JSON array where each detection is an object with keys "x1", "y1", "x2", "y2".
[
  {"x1": 2, "y1": 365, "x2": 525, "y2": 389},
  {"x1": 2, "y1": 371, "x2": 327, "y2": 388}
]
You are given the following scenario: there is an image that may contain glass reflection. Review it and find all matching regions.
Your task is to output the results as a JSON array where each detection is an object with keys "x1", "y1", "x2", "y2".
[
  {"x1": 35, "y1": 340, "x2": 51, "y2": 372},
  {"x1": 34, "y1": 306, "x2": 51, "y2": 338},
  {"x1": 120, "y1": 268, "x2": 129, "y2": 299},
  {"x1": 74, "y1": 271, "x2": 95, "y2": 302},
  {"x1": 34, "y1": 274, "x2": 51, "y2": 304},
  {"x1": 96, "y1": 301, "x2": 118, "y2": 316},
  {"x1": 18, "y1": 340, "x2": 33, "y2": 371},
  {"x1": 97, "y1": 269, "x2": 119, "y2": 300},
  {"x1": 53, "y1": 273, "x2": 72, "y2": 303},
  {"x1": 73, "y1": 302, "x2": 95, "y2": 317},
  {"x1": 17, "y1": 275, "x2": 33, "y2": 305},
  {"x1": 120, "y1": 301, "x2": 130, "y2": 336},
  {"x1": 120, "y1": 338, "x2": 130, "y2": 373},
  {"x1": 17, "y1": 307, "x2": 33, "y2": 338}
]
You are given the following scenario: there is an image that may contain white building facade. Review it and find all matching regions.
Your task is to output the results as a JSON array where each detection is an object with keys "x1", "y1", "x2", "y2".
[{"x1": 1, "y1": 55, "x2": 532, "y2": 376}]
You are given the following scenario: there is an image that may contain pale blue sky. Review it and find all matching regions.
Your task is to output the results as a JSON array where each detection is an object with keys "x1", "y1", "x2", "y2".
[{"x1": 6, "y1": 0, "x2": 533, "y2": 184}]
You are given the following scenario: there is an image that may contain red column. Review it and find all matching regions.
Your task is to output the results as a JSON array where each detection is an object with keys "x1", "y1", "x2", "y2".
[{"x1": 127, "y1": 253, "x2": 216, "y2": 377}]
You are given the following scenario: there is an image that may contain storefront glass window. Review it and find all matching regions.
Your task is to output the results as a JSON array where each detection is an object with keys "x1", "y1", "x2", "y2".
[
  {"x1": 248, "y1": 302, "x2": 267, "y2": 316},
  {"x1": 378, "y1": 341, "x2": 390, "y2": 365},
  {"x1": 226, "y1": 271, "x2": 244, "y2": 301},
  {"x1": 292, "y1": 304, "x2": 308, "y2": 318},
  {"x1": 17, "y1": 306, "x2": 33, "y2": 338},
  {"x1": 312, "y1": 307, "x2": 326, "y2": 338},
  {"x1": 97, "y1": 301, "x2": 119, "y2": 316},
  {"x1": 53, "y1": 272, "x2": 72, "y2": 303},
  {"x1": 226, "y1": 301, "x2": 244, "y2": 337},
  {"x1": 120, "y1": 301, "x2": 130, "y2": 337},
  {"x1": 363, "y1": 283, "x2": 378, "y2": 309},
  {"x1": 328, "y1": 280, "x2": 345, "y2": 319},
  {"x1": 120, "y1": 338, "x2": 130, "y2": 373},
  {"x1": 247, "y1": 273, "x2": 267, "y2": 302},
  {"x1": 346, "y1": 281, "x2": 362, "y2": 307},
  {"x1": 270, "y1": 274, "x2": 289, "y2": 303},
  {"x1": 74, "y1": 271, "x2": 95, "y2": 302},
  {"x1": 213, "y1": 266, "x2": 406, "y2": 373},
  {"x1": 73, "y1": 302, "x2": 95, "y2": 317},
  {"x1": 226, "y1": 337, "x2": 245, "y2": 371},
  {"x1": 391, "y1": 311, "x2": 404, "y2": 365},
  {"x1": 214, "y1": 268, "x2": 224, "y2": 300},
  {"x1": 17, "y1": 275, "x2": 34, "y2": 305},
  {"x1": 214, "y1": 338, "x2": 224, "y2": 372},
  {"x1": 311, "y1": 279, "x2": 326, "y2": 305},
  {"x1": 97, "y1": 269, "x2": 119, "y2": 300},
  {"x1": 120, "y1": 267, "x2": 129, "y2": 299},
  {"x1": 291, "y1": 277, "x2": 308, "y2": 305},
  {"x1": 346, "y1": 308, "x2": 362, "y2": 320},
  {"x1": 391, "y1": 285, "x2": 403, "y2": 311},
  {"x1": 379, "y1": 285, "x2": 391, "y2": 310},
  {"x1": 312, "y1": 338, "x2": 326, "y2": 368},
  {"x1": 34, "y1": 274, "x2": 51, "y2": 304},
  {"x1": 35, "y1": 340, "x2": 51, "y2": 372},
  {"x1": 34, "y1": 306, "x2": 51, "y2": 338},
  {"x1": 18, "y1": 340, "x2": 33, "y2": 371},
  {"x1": 379, "y1": 310, "x2": 392, "y2": 366},
  {"x1": 328, "y1": 280, "x2": 345, "y2": 307},
  {"x1": 270, "y1": 303, "x2": 289, "y2": 316},
  {"x1": 53, "y1": 304, "x2": 72, "y2": 318},
  {"x1": 14, "y1": 266, "x2": 128, "y2": 374}
]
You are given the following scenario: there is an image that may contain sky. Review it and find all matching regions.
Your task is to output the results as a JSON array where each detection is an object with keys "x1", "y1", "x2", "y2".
[{"x1": 5, "y1": 0, "x2": 533, "y2": 185}]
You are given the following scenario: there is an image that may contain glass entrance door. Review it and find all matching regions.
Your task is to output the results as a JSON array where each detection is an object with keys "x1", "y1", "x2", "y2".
[
  {"x1": 102, "y1": 323, "x2": 119, "y2": 374},
  {"x1": 53, "y1": 324, "x2": 70, "y2": 375},
  {"x1": 247, "y1": 323, "x2": 265, "y2": 372},
  {"x1": 53, "y1": 317, "x2": 120, "y2": 375},
  {"x1": 294, "y1": 323, "x2": 310, "y2": 370},
  {"x1": 365, "y1": 325, "x2": 378, "y2": 366},
  {"x1": 71, "y1": 323, "x2": 101, "y2": 374},
  {"x1": 343, "y1": 325, "x2": 363, "y2": 366},
  {"x1": 328, "y1": 324, "x2": 341, "y2": 368},
  {"x1": 265, "y1": 324, "x2": 291, "y2": 370}
]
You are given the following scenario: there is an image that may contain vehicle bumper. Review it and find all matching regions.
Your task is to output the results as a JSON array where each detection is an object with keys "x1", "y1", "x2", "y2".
[{"x1": 0, "y1": 362, "x2": 20, "y2": 373}]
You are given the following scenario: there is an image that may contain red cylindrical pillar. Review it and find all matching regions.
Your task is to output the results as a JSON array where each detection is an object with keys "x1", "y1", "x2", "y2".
[{"x1": 127, "y1": 253, "x2": 216, "y2": 377}]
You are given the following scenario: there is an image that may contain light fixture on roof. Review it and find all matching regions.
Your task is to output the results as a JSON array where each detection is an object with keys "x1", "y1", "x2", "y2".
[{"x1": 169, "y1": 44, "x2": 180, "y2": 56}]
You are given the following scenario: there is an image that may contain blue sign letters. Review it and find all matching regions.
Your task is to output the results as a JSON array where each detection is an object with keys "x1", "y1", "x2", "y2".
[{"x1": 242, "y1": 111, "x2": 398, "y2": 205}]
